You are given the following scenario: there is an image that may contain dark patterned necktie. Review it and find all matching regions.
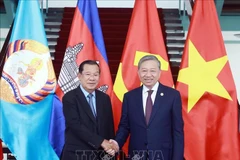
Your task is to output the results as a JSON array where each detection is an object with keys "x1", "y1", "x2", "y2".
[
  {"x1": 145, "y1": 90, "x2": 153, "y2": 125},
  {"x1": 87, "y1": 93, "x2": 97, "y2": 118}
]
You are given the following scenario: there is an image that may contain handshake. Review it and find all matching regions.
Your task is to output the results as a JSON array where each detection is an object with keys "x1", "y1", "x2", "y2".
[{"x1": 101, "y1": 139, "x2": 119, "y2": 156}]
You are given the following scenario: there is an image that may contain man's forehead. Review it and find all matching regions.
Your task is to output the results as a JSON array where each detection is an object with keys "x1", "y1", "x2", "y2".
[{"x1": 83, "y1": 64, "x2": 99, "y2": 69}]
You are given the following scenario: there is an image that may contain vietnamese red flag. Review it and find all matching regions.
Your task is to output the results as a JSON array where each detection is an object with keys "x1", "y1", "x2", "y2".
[
  {"x1": 56, "y1": 0, "x2": 112, "y2": 99},
  {"x1": 111, "y1": 0, "x2": 173, "y2": 154},
  {"x1": 176, "y1": 0, "x2": 240, "y2": 159}
]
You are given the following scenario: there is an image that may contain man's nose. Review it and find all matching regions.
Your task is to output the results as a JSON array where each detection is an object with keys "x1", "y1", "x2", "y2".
[
  {"x1": 145, "y1": 71, "x2": 152, "y2": 76},
  {"x1": 89, "y1": 76, "x2": 95, "y2": 80}
]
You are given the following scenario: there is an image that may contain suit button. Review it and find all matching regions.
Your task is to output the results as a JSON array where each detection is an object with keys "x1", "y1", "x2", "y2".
[{"x1": 145, "y1": 142, "x2": 148, "y2": 146}]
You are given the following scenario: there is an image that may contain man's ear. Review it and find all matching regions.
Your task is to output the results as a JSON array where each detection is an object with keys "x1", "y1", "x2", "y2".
[
  {"x1": 159, "y1": 70, "x2": 162, "y2": 78},
  {"x1": 137, "y1": 70, "x2": 141, "y2": 78},
  {"x1": 78, "y1": 73, "x2": 81, "y2": 81}
]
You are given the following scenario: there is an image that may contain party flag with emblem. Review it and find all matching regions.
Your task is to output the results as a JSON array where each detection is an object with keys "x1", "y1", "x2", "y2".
[
  {"x1": 56, "y1": 0, "x2": 112, "y2": 99},
  {"x1": 176, "y1": 0, "x2": 240, "y2": 159},
  {"x1": 0, "y1": 0, "x2": 59, "y2": 159},
  {"x1": 111, "y1": 0, "x2": 173, "y2": 153}
]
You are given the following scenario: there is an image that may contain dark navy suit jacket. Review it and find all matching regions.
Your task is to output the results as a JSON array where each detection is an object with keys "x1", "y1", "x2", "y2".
[{"x1": 115, "y1": 82, "x2": 184, "y2": 160}]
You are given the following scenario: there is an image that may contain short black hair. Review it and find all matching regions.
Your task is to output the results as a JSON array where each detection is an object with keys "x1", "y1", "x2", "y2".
[{"x1": 78, "y1": 60, "x2": 100, "y2": 74}]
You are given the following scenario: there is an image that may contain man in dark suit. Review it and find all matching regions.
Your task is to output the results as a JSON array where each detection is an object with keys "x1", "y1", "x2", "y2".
[
  {"x1": 61, "y1": 60, "x2": 115, "y2": 160},
  {"x1": 110, "y1": 55, "x2": 184, "y2": 160}
]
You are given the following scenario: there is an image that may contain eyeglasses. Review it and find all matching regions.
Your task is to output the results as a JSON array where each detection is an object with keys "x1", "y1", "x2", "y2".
[{"x1": 81, "y1": 72, "x2": 100, "y2": 79}]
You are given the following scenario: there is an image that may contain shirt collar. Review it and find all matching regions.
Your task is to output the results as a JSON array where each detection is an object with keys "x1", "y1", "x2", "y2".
[
  {"x1": 80, "y1": 85, "x2": 96, "y2": 98},
  {"x1": 142, "y1": 82, "x2": 159, "y2": 94}
]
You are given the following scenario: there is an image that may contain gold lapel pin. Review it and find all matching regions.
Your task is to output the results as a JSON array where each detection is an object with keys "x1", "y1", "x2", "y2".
[{"x1": 160, "y1": 93, "x2": 164, "y2": 96}]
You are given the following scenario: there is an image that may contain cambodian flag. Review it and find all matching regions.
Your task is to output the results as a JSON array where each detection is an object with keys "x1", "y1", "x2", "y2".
[{"x1": 56, "y1": 0, "x2": 112, "y2": 99}]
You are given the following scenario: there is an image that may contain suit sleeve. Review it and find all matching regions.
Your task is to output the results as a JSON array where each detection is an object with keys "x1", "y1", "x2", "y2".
[
  {"x1": 63, "y1": 94, "x2": 104, "y2": 149},
  {"x1": 115, "y1": 94, "x2": 130, "y2": 148},
  {"x1": 172, "y1": 91, "x2": 184, "y2": 160}
]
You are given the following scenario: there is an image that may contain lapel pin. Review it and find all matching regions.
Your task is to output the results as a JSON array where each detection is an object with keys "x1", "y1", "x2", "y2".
[{"x1": 160, "y1": 93, "x2": 164, "y2": 96}]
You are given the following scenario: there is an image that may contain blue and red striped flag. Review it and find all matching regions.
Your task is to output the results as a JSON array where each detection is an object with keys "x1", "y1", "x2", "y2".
[{"x1": 56, "y1": 0, "x2": 112, "y2": 99}]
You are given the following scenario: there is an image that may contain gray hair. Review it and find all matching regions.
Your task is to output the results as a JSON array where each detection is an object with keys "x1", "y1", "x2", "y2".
[{"x1": 138, "y1": 55, "x2": 161, "y2": 70}]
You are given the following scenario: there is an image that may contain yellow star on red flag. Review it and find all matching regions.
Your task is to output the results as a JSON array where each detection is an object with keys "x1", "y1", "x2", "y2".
[{"x1": 177, "y1": 40, "x2": 232, "y2": 112}]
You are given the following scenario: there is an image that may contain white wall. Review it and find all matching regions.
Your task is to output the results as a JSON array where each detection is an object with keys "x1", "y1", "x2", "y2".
[
  {"x1": 43, "y1": 0, "x2": 183, "y2": 8},
  {"x1": 227, "y1": 44, "x2": 240, "y2": 101},
  {"x1": 0, "y1": 28, "x2": 9, "y2": 49},
  {"x1": 223, "y1": 33, "x2": 240, "y2": 101}
]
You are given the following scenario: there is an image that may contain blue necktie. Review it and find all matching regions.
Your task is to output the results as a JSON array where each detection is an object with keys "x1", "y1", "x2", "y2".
[
  {"x1": 145, "y1": 90, "x2": 153, "y2": 125},
  {"x1": 88, "y1": 93, "x2": 97, "y2": 118}
]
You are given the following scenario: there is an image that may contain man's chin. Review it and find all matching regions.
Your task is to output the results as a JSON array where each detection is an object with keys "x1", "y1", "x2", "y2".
[
  {"x1": 89, "y1": 86, "x2": 97, "y2": 90},
  {"x1": 144, "y1": 81, "x2": 153, "y2": 85},
  {"x1": 144, "y1": 83, "x2": 154, "y2": 88}
]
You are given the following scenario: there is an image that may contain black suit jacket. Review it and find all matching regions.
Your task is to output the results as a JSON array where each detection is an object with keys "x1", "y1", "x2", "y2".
[{"x1": 61, "y1": 86, "x2": 115, "y2": 160}]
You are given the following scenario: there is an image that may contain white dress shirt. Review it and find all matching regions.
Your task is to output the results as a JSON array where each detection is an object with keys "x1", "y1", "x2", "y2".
[{"x1": 142, "y1": 82, "x2": 159, "y2": 115}]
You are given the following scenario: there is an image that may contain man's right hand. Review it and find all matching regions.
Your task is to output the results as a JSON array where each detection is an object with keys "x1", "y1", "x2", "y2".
[
  {"x1": 101, "y1": 139, "x2": 112, "y2": 151},
  {"x1": 109, "y1": 139, "x2": 119, "y2": 153},
  {"x1": 101, "y1": 139, "x2": 119, "y2": 156}
]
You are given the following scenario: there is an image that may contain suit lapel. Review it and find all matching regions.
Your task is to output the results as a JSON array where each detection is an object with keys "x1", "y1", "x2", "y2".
[
  {"x1": 136, "y1": 86, "x2": 146, "y2": 126},
  {"x1": 75, "y1": 87, "x2": 97, "y2": 125},
  {"x1": 96, "y1": 90, "x2": 103, "y2": 128},
  {"x1": 148, "y1": 83, "x2": 164, "y2": 126}
]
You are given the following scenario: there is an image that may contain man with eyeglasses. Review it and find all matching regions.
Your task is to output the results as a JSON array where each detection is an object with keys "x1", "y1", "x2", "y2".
[
  {"x1": 61, "y1": 60, "x2": 115, "y2": 160},
  {"x1": 110, "y1": 55, "x2": 184, "y2": 160}
]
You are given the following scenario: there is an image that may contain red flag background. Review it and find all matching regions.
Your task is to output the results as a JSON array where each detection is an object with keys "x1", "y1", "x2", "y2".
[
  {"x1": 176, "y1": 0, "x2": 240, "y2": 159},
  {"x1": 111, "y1": 0, "x2": 173, "y2": 154}
]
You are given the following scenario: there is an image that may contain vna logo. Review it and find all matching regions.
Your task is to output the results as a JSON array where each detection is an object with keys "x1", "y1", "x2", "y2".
[{"x1": 0, "y1": 40, "x2": 56, "y2": 104}]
